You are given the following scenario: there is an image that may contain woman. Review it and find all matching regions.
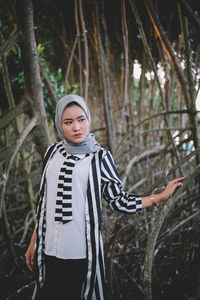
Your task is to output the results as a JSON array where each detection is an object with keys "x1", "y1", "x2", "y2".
[{"x1": 25, "y1": 94, "x2": 184, "y2": 300}]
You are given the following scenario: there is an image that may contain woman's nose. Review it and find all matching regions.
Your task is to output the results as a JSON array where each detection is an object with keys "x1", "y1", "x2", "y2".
[{"x1": 73, "y1": 121, "x2": 80, "y2": 131}]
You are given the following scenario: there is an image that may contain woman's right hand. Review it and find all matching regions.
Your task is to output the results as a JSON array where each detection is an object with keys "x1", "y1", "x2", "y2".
[
  {"x1": 25, "y1": 242, "x2": 35, "y2": 271},
  {"x1": 25, "y1": 225, "x2": 37, "y2": 271}
]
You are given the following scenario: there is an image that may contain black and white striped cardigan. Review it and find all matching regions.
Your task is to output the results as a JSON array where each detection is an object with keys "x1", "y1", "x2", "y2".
[{"x1": 33, "y1": 142, "x2": 142, "y2": 300}]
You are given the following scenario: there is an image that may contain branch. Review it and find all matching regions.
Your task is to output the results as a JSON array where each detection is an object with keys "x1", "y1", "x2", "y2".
[
  {"x1": 178, "y1": 2, "x2": 199, "y2": 152},
  {"x1": 0, "y1": 116, "x2": 37, "y2": 218},
  {"x1": 16, "y1": 0, "x2": 51, "y2": 154},
  {"x1": 180, "y1": 0, "x2": 200, "y2": 32},
  {"x1": 75, "y1": 0, "x2": 83, "y2": 96},
  {"x1": 129, "y1": 0, "x2": 163, "y2": 101},
  {"x1": 1, "y1": 55, "x2": 15, "y2": 107},
  {"x1": 121, "y1": 0, "x2": 129, "y2": 108},
  {"x1": 39, "y1": 59, "x2": 57, "y2": 109},
  {"x1": 156, "y1": 210, "x2": 199, "y2": 255},
  {"x1": 0, "y1": 95, "x2": 31, "y2": 130},
  {"x1": 140, "y1": 127, "x2": 193, "y2": 134},
  {"x1": 64, "y1": 35, "x2": 78, "y2": 93},
  {"x1": 144, "y1": 0, "x2": 190, "y2": 109},
  {"x1": 143, "y1": 163, "x2": 200, "y2": 300},
  {"x1": 122, "y1": 146, "x2": 166, "y2": 186},
  {"x1": 0, "y1": 29, "x2": 21, "y2": 58},
  {"x1": 142, "y1": 146, "x2": 200, "y2": 196},
  {"x1": 8, "y1": 117, "x2": 37, "y2": 173},
  {"x1": 114, "y1": 259, "x2": 143, "y2": 294},
  {"x1": 7, "y1": 281, "x2": 36, "y2": 300},
  {"x1": 0, "y1": 116, "x2": 37, "y2": 265},
  {"x1": 132, "y1": 109, "x2": 197, "y2": 129},
  {"x1": 79, "y1": 0, "x2": 89, "y2": 102},
  {"x1": 19, "y1": 210, "x2": 34, "y2": 244}
]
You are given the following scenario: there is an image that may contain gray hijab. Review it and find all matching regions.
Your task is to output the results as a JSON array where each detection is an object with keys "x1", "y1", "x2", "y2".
[{"x1": 55, "y1": 94, "x2": 101, "y2": 154}]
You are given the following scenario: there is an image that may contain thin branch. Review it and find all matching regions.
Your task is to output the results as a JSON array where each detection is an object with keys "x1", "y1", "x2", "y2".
[
  {"x1": 39, "y1": 59, "x2": 57, "y2": 109},
  {"x1": 180, "y1": 0, "x2": 200, "y2": 32},
  {"x1": 19, "y1": 210, "x2": 35, "y2": 244},
  {"x1": 78, "y1": 0, "x2": 89, "y2": 102},
  {"x1": 178, "y1": 2, "x2": 199, "y2": 153},
  {"x1": 75, "y1": 0, "x2": 83, "y2": 96},
  {"x1": 142, "y1": 146, "x2": 200, "y2": 196},
  {"x1": 1, "y1": 55, "x2": 15, "y2": 107},
  {"x1": 7, "y1": 281, "x2": 36, "y2": 300},
  {"x1": 64, "y1": 35, "x2": 78, "y2": 93},
  {"x1": 122, "y1": 146, "x2": 165, "y2": 186},
  {"x1": 114, "y1": 259, "x2": 143, "y2": 294},
  {"x1": 0, "y1": 29, "x2": 20, "y2": 58},
  {"x1": 0, "y1": 116, "x2": 37, "y2": 218},
  {"x1": 144, "y1": 0, "x2": 190, "y2": 109},
  {"x1": 140, "y1": 126, "x2": 193, "y2": 134},
  {"x1": 129, "y1": 0, "x2": 163, "y2": 100},
  {"x1": 132, "y1": 109, "x2": 198, "y2": 129},
  {"x1": 0, "y1": 94, "x2": 31, "y2": 130},
  {"x1": 157, "y1": 210, "x2": 199, "y2": 247},
  {"x1": 121, "y1": 0, "x2": 129, "y2": 108},
  {"x1": 0, "y1": 116, "x2": 37, "y2": 265},
  {"x1": 126, "y1": 0, "x2": 187, "y2": 169}
]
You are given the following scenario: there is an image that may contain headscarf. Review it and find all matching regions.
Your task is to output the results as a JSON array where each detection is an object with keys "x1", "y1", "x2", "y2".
[{"x1": 55, "y1": 94, "x2": 101, "y2": 154}]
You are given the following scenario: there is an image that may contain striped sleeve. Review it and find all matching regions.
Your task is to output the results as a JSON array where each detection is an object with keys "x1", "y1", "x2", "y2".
[
  {"x1": 101, "y1": 151, "x2": 142, "y2": 213},
  {"x1": 35, "y1": 142, "x2": 57, "y2": 216},
  {"x1": 42, "y1": 143, "x2": 57, "y2": 172}
]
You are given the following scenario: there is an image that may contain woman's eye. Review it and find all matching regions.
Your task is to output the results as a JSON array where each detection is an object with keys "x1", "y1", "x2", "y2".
[
  {"x1": 64, "y1": 121, "x2": 72, "y2": 125},
  {"x1": 79, "y1": 118, "x2": 85, "y2": 123}
]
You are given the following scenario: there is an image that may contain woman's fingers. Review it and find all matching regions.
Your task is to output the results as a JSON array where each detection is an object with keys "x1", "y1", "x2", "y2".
[
  {"x1": 25, "y1": 253, "x2": 32, "y2": 271},
  {"x1": 168, "y1": 177, "x2": 185, "y2": 188},
  {"x1": 25, "y1": 250, "x2": 35, "y2": 272},
  {"x1": 171, "y1": 177, "x2": 185, "y2": 184},
  {"x1": 25, "y1": 254, "x2": 32, "y2": 271},
  {"x1": 162, "y1": 177, "x2": 185, "y2": 200}
]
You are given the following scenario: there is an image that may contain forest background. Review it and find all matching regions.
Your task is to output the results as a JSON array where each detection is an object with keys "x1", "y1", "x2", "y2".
[{"x1": 0, "y1": 0, "x2": 200, "y2": 299}]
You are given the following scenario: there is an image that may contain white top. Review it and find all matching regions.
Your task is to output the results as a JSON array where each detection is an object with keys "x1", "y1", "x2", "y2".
[{"x1": 44, "y1": 150, "x2": 92, "y2": 259}]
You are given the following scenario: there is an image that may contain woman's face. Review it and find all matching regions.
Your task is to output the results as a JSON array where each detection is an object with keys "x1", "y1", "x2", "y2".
[{"x1": 62, "y1": 104, "x2": 89, "y2": 143}]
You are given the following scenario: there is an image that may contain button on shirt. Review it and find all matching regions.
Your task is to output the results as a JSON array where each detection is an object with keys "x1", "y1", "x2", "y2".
[{"x1": 45, "y1": 150, "x2": 92, "y2": 259}]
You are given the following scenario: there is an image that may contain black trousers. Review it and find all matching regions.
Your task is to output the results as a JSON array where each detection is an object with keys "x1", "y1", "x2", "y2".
[{"x1": 38, "y1": 255, "x2": 87, "y2": 300}]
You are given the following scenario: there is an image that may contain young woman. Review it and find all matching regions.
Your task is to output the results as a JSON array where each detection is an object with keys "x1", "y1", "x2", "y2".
[{"x1": 25, "y1": 94, "x2": 184, "y2": 300}]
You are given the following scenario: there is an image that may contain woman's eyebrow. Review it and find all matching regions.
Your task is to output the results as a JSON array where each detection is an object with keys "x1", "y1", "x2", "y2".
[
  {"x1": 63, "y1": 118, "x2": 73, "y2": 121},
  {"x1": 63, "y1": 115, "x2": 85, "y2": 121}
]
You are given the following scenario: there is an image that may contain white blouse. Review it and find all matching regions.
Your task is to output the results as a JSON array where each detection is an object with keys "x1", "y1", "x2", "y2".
[{"x1": 44, "y1": 150, "x2": 92, "y2": 259}]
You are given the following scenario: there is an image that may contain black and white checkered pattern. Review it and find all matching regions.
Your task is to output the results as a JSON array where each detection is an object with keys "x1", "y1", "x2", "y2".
[{"x1": 55, "y1": 155, "x2": 78, "y2": 224}]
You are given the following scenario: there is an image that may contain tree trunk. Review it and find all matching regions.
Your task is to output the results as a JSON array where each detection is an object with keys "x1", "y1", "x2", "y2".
[
  {"x1": 75, "y1": 0, "x2": 83, "y2": 97},
  {"x1": 95, "y1": 1, "x2": 117, "y2": 153},
  {"x1": 121, "y1": 0, "x2": 129, "y2": 133},
  {"x1": 16, "y1": 0, "x2": 51, "y2": 156},
  {"x1": 78, "y1": 0, "x2": 89, "y2": 102}
]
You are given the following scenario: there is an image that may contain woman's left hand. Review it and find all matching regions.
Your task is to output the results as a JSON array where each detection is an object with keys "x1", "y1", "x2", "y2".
[{"x1": 160, "y1": 177, "x2": 185, "y2": 202}]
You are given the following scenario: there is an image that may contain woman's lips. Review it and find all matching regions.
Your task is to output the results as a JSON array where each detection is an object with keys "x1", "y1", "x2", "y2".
[{"x1": 73, "y1": 133, "x2": 82, "y2": 138}]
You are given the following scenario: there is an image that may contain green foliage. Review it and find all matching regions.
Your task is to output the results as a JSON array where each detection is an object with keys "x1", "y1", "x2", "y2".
[
  {"x1": 11, "y1": 71, "x2": 24, "y2": 85},
  {"x1": 36, "y1": 40, "x2": 55, "y2": 64},
  {"x1": 37, "y1": 43, "x2": 45, "y2": 55},
  {"x1": 67, "y1": 84, "x2": 79, "y2": 94},
  {"x1": 0, "y1": 46, "x2": 24, "y2": 112},
  {"x1": 47, "y1": 67, "x2": 65, "y2": 99}
]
